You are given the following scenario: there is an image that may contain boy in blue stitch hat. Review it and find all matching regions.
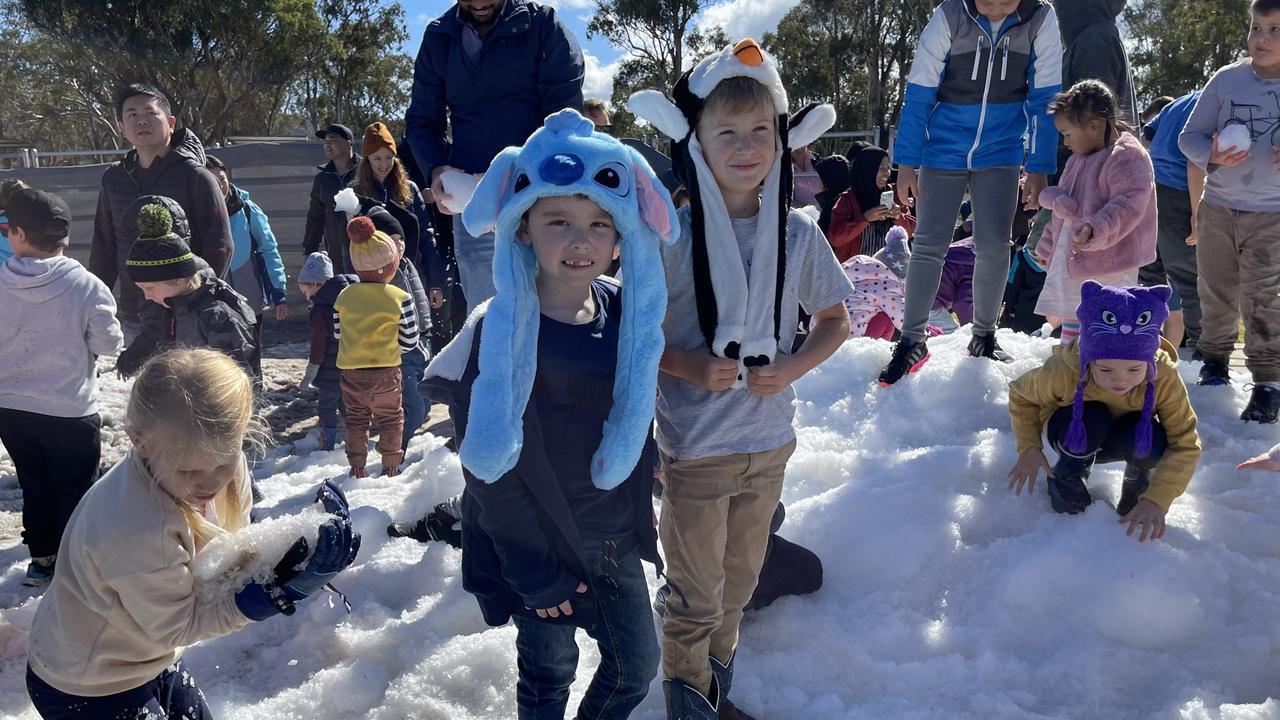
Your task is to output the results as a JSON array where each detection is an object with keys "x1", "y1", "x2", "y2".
[{"x1": 415, "y1": 108, "x2": 678, "y2": 719}]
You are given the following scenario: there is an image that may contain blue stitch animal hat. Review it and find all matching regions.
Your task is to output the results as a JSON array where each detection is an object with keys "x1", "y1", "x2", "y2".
[
  {"x1": 1066, "y1": 281, "x2": 1172, "y2": 458},
  {"x1": 459, "y1": 108, "x2": 679, "y2": 489}
]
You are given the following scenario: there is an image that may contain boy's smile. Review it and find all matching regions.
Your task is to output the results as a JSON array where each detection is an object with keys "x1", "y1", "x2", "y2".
[{"x1": 697, "y1": 102, "x2": 777, "y2": 215}]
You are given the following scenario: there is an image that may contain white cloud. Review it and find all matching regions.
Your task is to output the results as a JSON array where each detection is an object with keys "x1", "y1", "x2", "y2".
[
  {"x1": 697, "y1": 0, "x2": 802, "y2": 45},
  {"x1": 582, "y1": 50, "x2": 623, "y2": 102}
]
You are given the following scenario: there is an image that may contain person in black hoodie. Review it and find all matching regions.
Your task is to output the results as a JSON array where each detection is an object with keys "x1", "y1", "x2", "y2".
[
  {"x1": 1057, "y1": 0, "x2": 1139, "y2": 125},
  {"x1": 89, "y1": 84, "x2": 233, "y2": 344},
  {"x1": 115, "y1": 200, "x2": 259, "y2": 380}
]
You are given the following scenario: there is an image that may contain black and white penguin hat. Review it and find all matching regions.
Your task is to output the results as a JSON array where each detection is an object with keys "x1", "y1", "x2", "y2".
[{"x1": 628, "y1": 39, "x2": 835, "y2": 388}]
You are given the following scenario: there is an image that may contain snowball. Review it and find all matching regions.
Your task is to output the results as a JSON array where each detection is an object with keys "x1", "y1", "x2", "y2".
[
  {"x1": 192, "y1": 505, "x2": 333, "y2": 600},
  {"x1": 1219, "y1": 124, "x2": 1252, "y2": 154},
  {"x1": 439, "y1": 170, "x2": 479, "y2": 214}
]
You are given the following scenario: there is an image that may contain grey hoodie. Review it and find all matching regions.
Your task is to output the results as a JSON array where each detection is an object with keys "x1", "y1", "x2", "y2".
[
  {"x1": 1055, "y1": 0, "x2": 1138, "y2": 124},
  {"x1": 0, "y1": 256, "x2": 123, "y2": 417}
]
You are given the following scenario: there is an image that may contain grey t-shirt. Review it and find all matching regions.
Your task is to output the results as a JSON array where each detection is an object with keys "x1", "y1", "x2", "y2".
[
  {"x1": 656, "y1": 206, "x2": 853, "y2": 460},
  {"x1": 1179, "y1": 59, "x2": 1280, "y2": 213}
]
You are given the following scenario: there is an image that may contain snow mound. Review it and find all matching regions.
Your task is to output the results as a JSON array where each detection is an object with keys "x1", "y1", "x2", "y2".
[{"x1": 192, "y1": 505, "x2": 332, "y2": 598}]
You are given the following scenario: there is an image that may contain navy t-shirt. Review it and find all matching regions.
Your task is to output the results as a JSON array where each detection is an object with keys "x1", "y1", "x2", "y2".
[{"x1": 533, "y1": 279, "x2": 635, "y2": 537}]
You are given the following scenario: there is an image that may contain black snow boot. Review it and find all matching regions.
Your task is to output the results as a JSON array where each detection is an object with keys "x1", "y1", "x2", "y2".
[
  {"x1": 1116, "y1": 463, "x2": 1151, "y2": 517},
  {"x1": 710, "y1": 653, "x2": 756, "y2": 720},
  {"x1": 878, "y1": 338, "x2": 930, "y2": 387},
  {"x1": 1198, "y1": 360, "x2": 1230, "y2": 386},
  {"x1": 664, "y1": 676, "x2": 720, "y2": 720},
  {"x1": 386, "y1": 499, "x2": 462, "y2": 547},
  {"x1": 1241, "y1": 384, "x2": 1280, "y2": 424},
  {"x1": 1047, "y1": 451, "x2": 1096, "y2": 514},
  {"x1": 968, "y1": 331, "x2": 1013, "y2": 363}
]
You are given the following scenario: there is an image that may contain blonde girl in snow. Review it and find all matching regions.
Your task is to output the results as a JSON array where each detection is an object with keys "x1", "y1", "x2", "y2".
[{"x1": 26, "y1": 349, "x2": 359, "y2": 719}]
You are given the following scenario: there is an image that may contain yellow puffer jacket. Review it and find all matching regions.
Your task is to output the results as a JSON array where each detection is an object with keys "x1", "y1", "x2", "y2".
[{"x1": 1008, "y1": 338, "x2": 1201, "y2": 511}]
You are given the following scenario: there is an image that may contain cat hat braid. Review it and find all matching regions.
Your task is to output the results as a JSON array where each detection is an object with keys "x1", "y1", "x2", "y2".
[{"x1": 1066, "y1": 281, "x2": 1172, "y2": 457}]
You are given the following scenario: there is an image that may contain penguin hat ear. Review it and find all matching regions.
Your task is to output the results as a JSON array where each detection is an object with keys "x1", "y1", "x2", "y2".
[{"x1": 788, "y1": 102, "x2": 837, "y2": 149}]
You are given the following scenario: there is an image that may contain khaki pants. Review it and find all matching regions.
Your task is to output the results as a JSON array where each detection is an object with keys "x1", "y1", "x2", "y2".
[
  {"x1": 659, "y1": 439, "x2": 796, "y2": 696},
  {"x1": 1196, "y1": 202, "x2": 1280, "y2": 382},
  {"x1": 340, "y1": 366, "x2": 404, "y2": 471}
]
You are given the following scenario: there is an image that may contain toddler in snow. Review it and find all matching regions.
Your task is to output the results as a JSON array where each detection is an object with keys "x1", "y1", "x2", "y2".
[
  {"x1": 26, "y1": 348, "x2": 359, "y2": 719},
  {"x1": 1178, "y1": 0, "x2": 1280, "y2": 422},
  {"x1": 1034, "y1": 80, "x2": 1157, "y2": 345},
  {"x1": 415, "y1": 108, "x2": 677, "y2": 719},
  {"x1": 334, "y1": 217, "x2": 418, "y2": 478},
  {"x1": 842, "y1": 226, "x2": 941, "y2": 341},
  {"x1": 1008, "y1": 282, "x2": 1201, "y2": 543},
  {"x1": 0, "y1": 188, "x2": 122, "y2": 586},
  {"x1": 116, "y1": 198, "x2": 261, "y2": 379},
  {"x1": 298, "y1": 250, "x2": 356, "y2": 451}
]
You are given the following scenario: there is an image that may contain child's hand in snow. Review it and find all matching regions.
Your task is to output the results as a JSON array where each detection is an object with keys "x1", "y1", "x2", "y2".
[
  {"x1": 1238, "y1": 442, "x2": 1280, "y2": 472},
  {"x1": 1008, "y1": 448, "x2": 1053, "y2": 496},
  {"x1": 1119, "y1": 499, "x2": 1166, "y2": 543}
]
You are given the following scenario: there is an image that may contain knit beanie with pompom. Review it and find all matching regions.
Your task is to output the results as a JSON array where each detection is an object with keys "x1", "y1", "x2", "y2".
[
  {"x1": 126, "y1": 202, "x2": 199, "y2": 282},
  {"x1": 346, "y1": 215, "x2": 398, "y2": 273}
]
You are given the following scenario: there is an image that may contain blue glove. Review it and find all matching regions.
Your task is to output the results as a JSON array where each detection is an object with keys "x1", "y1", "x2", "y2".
[
  {"x1": 315, "y1": 479, "x2": 350, "y2": 518},
  {"x1": 234, "y1": 521, "x2": 359, "y2": 621},
  {"x1": 280, "y1": 517, "x2": 360, "y2": 602}
]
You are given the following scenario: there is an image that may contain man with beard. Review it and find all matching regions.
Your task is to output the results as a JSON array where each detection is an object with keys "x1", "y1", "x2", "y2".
[{"x1": 405, "y1": 0, "x2": 584, "y2": 313}]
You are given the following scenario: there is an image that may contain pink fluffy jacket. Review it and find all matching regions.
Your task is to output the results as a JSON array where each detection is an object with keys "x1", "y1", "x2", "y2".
[{"x1": 1035, "y1": 131, "x2": 1157, "y2": 279}]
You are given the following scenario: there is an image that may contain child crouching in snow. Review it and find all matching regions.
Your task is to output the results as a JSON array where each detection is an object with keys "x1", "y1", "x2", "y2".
[
  {"x1": 842, "y1": 227, "x2": 943, "y2": 340},
  {"x1": 26, "y1": 348, "x2": 360, "y2": 719},
  {"x1": 1007, "y1": 282, "x2": 1201, "y2": 543},
  {"x1": 416, "y1": 109, "x2": 677, "y2": 719}
]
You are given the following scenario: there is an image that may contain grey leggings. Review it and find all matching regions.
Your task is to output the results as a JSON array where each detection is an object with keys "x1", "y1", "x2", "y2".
[{"x1": 902, "y1": 165, "x2": 1021, "y2": 341}]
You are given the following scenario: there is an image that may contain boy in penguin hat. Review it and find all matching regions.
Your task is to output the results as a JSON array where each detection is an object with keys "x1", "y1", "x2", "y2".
[{"x1": 629, "y1": 38, "x2": 852, "y2": 719}]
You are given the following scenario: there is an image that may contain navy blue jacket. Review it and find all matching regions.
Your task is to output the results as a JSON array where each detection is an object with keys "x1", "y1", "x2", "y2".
[
  {"x1": 309, "y1": 273, "x2": 360, "y2": 390},
  {"x1": 419, "y1": 315, "x2": 660, "y2": 630},
  {"x1": 405, "y1": 0, "x2": 584, "y2": 179}
]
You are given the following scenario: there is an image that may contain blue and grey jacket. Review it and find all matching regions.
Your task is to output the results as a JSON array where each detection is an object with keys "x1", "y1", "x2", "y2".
[
  {"x1": 226, "y1": 185, "x2": 288, "y2": 312},
  {"x1": 894, "y1": 0, "x2": 1063, "y2": 174}
]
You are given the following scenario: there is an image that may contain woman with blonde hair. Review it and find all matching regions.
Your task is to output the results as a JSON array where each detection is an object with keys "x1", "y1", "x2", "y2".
[{"x1": 26, "y1": 348, "x2": 360, "y2": 719}]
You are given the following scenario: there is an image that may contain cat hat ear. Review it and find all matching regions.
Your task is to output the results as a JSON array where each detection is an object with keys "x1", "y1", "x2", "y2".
[
  {"x1": 451, "y1": 108, "x2": 677, "y2": 490},
  {"x1": 1065, "y1": 282, "x2": 1172, "y2": 458}
]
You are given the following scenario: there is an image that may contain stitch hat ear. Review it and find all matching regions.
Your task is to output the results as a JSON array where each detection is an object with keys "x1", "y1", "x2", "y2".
[
  {"x1": 628, "y1": 148, "x2": 678, "y2": 243},
  {"x1": 462, "y1": 147, "x2": 520, "y2": 237}
]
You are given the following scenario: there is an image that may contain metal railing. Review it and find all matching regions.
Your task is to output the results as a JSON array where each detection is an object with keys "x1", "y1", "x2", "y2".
[{"x1": 0, "y1": 137, "x2": 312, "y2": 169}]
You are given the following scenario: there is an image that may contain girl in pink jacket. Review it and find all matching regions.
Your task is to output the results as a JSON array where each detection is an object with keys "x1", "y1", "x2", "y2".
[{"x1": 1035, "y1": 80, "x2": 1158, "y2": 344}]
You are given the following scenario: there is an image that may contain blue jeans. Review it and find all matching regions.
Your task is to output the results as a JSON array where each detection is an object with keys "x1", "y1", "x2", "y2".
[
  {"x1": 452, "y1": 215, "x2": 496, "y2": 314},
  {"x1": 317, "y1": 383, "x2": 344, "y2": 429},
  {"x1": 512, "y1": 541, "x2": 659, "y2": 720},
  {"x1": 28, "y1": 660, "x2": 211, "y2": 719},
  {"x1": 401, "y1": 347, "x2": 430, "y2": 449}
]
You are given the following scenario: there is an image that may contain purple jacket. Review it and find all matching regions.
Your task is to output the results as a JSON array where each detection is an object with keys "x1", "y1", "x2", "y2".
[
  {"x1": 933, "y1": 237, "x2": 975, "y2": 324},
  {"x1": 1036, "y1": 131, "x2": 1157, "y2": 278}
]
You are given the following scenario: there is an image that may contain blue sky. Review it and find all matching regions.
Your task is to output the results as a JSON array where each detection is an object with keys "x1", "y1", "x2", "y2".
[{"x1": 397, "y1": 0, "x2": 802, "y2": 100}]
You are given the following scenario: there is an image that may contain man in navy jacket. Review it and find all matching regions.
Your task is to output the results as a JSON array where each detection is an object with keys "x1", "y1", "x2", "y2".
[{"x1": 404, "y1": 0, "x2": 584, "y2": 313}]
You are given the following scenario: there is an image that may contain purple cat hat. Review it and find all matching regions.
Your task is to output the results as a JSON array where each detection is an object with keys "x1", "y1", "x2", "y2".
[{"x1": 1065, "y1": 281, "x2": 1172, "y2": 458}]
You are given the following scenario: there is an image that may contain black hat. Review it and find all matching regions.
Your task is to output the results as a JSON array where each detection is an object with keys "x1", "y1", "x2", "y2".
[
  {"x1": 126, "y1": 203, "x2": 199, "y2": 282},
  {"x1": 365, "y1": 205, "x2": 404, "y2": 239},
  {"x1": 315, "y1": 124, "x2": 354, "y2": 142},
  {"x1": 6, "y1": 188, "x2": 71, "y2": 241}
]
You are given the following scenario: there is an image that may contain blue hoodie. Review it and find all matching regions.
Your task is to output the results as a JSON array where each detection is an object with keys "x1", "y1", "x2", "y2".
[{"x1": 894, "y1": 0, "x2": 1063, "y2": 174}]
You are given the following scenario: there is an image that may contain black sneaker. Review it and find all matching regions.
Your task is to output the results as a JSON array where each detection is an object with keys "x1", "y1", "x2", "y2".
[
  {"x1": 1116, "y1": 464, "x2": 1150, "y2": 517},
  {"x1": 878, "y1": 339, "x2": 931, "y2": 387},
  {"x1": 1047, "y1": 452, "x2": 1096, "y2": 514},
  {"x1": 1241, "y1": 385, "x2": 1280, "y2": 424},
  {"x1": 386, "y1": 501, "x2": 463, "y2": 547},
  {"x1": 1198, "y1": 360, "x2": 1230, "y2": 386},
  {"x1": 969, "y1": 332, "x2": 1013, "y2": 363}
]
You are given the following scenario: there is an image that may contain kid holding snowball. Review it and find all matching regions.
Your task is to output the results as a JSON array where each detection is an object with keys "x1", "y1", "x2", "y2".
[
  {"x1": 26, "y1": 348, "x2": 360, "y2": 720},
  {"x1": 1178, "y1": 0, "x2": 1280, "y2": 422},
  {"x1": 1007, "y1": 282, "x2": 1201, "y2": 543}
]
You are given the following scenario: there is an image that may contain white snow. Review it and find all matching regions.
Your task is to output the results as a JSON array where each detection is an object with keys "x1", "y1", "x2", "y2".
[{"x1": 1, "y1": 330, "x2": 1279, "y2": 719}]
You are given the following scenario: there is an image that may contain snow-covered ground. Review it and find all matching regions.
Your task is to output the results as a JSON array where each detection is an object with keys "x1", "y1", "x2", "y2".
[{"x1": 1, "y1": 330, "x2": 1278, "y2": 719}]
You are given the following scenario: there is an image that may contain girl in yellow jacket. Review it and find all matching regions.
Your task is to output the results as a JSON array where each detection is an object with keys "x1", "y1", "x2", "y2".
[
  {"x1": 1008, "y1": 281, "x2": 1201, "y2": 543},
  {"x1": 26, "y1": 348, "x2": 360, "y2": 719}
]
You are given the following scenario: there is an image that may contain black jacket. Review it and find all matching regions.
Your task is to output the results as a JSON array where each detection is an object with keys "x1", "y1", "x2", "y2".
[
  {"x1": 116, "y1": 268, "x2": 260, "y2": 378},
  {"x1": 309, "y1": 273, "x2": 360, "y2": 389},
  {"x1": 420, "y1": 318, "x2": 660, "y2": 630},
  {"x1": 89, "y1": 128, "x2": 234, "y2": 322},
  {"x1": 302, "y1": 155, "x2": 361, "y2": 264},
  {"x1": 1058, "y1": 0, "x2": 1138, "y2": 124}
]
